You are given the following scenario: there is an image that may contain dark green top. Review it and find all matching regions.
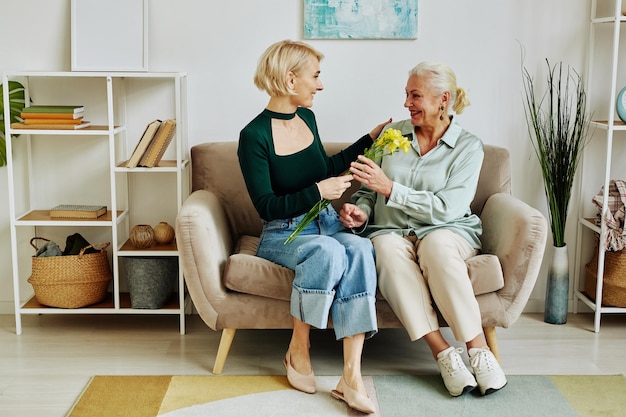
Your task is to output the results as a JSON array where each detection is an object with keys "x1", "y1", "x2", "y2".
[{"x1": 238, "y1": 107, "x2": 372, "y2": 221}]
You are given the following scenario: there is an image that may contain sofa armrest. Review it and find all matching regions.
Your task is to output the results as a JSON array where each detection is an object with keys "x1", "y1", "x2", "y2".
[
  {"x1": 479, "y1": 193, "x2": 548, "y2": 323},
  {"x1": 175, "y1": 189, "x2": 236, "y2": 330}
]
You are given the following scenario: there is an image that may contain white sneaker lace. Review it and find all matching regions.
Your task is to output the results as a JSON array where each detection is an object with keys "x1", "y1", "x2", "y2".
[
  {"x1": 441, "y1": 347, "x2": 466, "y2": 375},
  {"x1": 470, "y1": 348, "x2": 495, "y2": 375}
]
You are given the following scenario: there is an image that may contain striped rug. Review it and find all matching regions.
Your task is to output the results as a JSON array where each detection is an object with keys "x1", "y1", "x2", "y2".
[{"x1": 67, "y1": 374, "x2": 626, "y2": 417}]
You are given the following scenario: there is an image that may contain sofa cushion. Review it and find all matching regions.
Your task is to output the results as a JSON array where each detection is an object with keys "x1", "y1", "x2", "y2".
[
  {"x1": 466, "y1": 254, "x2": 505, "y2": 295},
  {"x1": 224, "y1": 235, "x2": 504, "y2": 301},
  {"x1": 223, "y1": 236, "x2": 294, "y2": 301}
]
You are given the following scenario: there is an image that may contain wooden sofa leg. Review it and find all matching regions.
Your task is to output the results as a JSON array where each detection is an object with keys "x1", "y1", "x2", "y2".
[
  {"x1": 483, "y1": 326, "x2": 500, "y2": 363},
  {"x1": 213, "y1": 328, "x2": 236, "y2": 375}
]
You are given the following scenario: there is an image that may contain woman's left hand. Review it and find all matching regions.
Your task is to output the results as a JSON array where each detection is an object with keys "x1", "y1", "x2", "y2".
[
  {"x1": 350, "y1": 155, "x2": 393, "y2": 198},
  {"x1": 339, "y1": 203, "x2": 367, "y2": 228}
]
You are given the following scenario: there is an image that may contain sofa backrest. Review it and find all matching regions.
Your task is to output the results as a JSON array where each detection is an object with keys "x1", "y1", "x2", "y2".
[{"x1": 190, "y1": 142, "x2": 511, "y2": 239}]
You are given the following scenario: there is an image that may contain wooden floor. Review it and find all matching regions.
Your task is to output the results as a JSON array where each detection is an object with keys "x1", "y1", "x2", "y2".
[{"x1": 1, "y1": 313, "x2": 625, "y2": 417}]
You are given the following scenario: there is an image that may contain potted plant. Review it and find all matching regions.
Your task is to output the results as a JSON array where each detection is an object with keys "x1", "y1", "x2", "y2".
[
  {"x1": 522, "y1": 59, "x2": 591, "y2": 324},
  {"x1": 0, "y1": 80, "x2": 26, "y2": 167}
]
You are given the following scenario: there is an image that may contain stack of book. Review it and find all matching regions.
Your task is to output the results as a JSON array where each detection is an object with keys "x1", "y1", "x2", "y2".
[
  {"x1": 12, "y1": 105, "x2": 91, "y2": 130},
  {"x1": 126, "y1": 119, "x2": 177, "y2": 168}
]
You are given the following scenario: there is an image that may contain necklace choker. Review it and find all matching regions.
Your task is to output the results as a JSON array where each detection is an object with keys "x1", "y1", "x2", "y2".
[{"x1": 265, "y1": 108, "x2": 297, "y2": 120}]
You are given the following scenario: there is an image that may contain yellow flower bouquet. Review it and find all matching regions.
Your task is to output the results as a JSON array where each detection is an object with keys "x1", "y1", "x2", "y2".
[{"x1": 284, "y1": 128, "x2": 411, "y2": 244}]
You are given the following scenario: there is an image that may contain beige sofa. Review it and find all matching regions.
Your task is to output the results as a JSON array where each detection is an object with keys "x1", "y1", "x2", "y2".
[{"x1": 176, "y1": 142, "x2": 548, "y2": 374}]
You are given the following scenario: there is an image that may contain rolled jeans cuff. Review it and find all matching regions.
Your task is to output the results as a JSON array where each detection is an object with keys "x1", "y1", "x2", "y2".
[
  {"x1": 331, "y1": 293, "x2": 378, "y2": 340},
  {"x1": 290, "y1": 286, "x2": 335, "y2": 330}
]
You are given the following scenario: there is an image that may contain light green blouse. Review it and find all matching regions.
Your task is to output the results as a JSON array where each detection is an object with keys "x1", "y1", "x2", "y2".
[{"x1": 352, "y1": 117, "x2": 484, "y2": 249}]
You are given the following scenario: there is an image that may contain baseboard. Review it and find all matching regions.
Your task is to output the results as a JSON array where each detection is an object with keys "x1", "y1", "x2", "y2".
[{"x1": 524, "y1": 298, "x2": 594, "y2": 314}]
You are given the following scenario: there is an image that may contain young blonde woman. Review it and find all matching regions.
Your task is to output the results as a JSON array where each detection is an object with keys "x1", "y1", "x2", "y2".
[{"x1": 238, "y1": 39, "x2": 389, "y2": 414}]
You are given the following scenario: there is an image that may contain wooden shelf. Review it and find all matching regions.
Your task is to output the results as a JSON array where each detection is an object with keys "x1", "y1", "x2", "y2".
[
  {"x1": 22, "y1": 292, "x2": 182, "y2": 311},
  {"x1": 120, "y1": 240, "x2": 178, "y2": 255},
  {"x1": 590, "y1": 120, "x2": 626, "y2": 130},
  {"x1": 18, "y1": 210, "x2": 122, "y2": 222},
  {"x1": 115, "y1": 159, "x2": 190, "y2": 172},
  {"x1": 8, "y1": 125, "x2": 126, "y2": 136}
]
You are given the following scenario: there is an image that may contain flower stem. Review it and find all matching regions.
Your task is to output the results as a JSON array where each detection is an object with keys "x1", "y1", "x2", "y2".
[
  {"x1": 282, "y1": 128, "x2": 411, "y2": 245},
  {"x1": 284, "y1": 199, "x2": 331, "y2": 244}
]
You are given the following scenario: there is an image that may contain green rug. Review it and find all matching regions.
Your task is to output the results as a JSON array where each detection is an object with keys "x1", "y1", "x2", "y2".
[{"x1": 67, "y1": 374, "x2": 626, "y2": 417}]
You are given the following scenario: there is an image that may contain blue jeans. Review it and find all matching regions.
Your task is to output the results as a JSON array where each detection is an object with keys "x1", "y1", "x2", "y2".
[{"x1": 257, "y1": 205, "x2": 378, "y2": 340}]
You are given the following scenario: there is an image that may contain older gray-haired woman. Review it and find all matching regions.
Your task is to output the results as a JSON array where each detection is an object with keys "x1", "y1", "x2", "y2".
[{"x1": 341, "y1": 61, "x2": 508, "y2": 397}]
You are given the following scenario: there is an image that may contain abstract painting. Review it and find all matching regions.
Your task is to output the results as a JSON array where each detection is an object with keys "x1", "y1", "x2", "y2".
[{"x1": 304, "y1": 0, "x2": 418, "y2": 39}]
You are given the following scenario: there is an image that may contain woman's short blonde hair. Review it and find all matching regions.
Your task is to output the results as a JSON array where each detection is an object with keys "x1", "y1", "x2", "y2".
[
  {"x1": 409, "y1": 61, "x2": 470, "y2": 114},
  {"x1": 254, "y1": 40, "x2": 324, "y2": 97}
]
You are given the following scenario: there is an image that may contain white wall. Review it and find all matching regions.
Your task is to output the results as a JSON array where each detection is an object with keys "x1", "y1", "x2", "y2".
[{"x1": 0, "y1": 0, "x2": 592, "y2": 314}]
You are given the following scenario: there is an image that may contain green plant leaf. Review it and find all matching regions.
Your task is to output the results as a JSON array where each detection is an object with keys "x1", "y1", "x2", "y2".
[
  {"x1": 522, "y1": 59, "x2": 591, "y2": 247},
  {"x1": 0, "y1": 80, "x2": 26, "y2": 167}
]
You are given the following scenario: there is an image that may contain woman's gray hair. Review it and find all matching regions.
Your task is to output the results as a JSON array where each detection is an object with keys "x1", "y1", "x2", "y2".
[{"x1": 408, "y1": 61, "x2": 470, "y2": 114}]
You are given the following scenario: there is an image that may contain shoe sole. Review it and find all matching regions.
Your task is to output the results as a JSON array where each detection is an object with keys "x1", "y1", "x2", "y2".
[
  {"x1": 481, "y1": 381, "x2": 507, "y2": 396},
  {"x1": 331, "y1": 390, "x2": 376, "y2": 414},
  {"x1": 450, "y1": 384, "x2": 477, "y2": 397}
]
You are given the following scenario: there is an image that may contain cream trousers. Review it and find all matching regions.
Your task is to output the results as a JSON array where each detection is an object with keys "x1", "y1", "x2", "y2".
[{"x1": 372, "y1": 229, "x2": 482, "y2": 343}]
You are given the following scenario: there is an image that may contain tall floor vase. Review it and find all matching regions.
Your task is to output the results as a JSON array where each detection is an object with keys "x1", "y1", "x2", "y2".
[{"x1": 544, "y1": 244, "x2": 569, "y2": 324}]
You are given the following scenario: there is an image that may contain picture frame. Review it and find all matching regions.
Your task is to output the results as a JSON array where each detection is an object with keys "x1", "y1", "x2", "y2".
[
  {"x1": 71, "y1": 0, "x2": 148, "y2": 71},
  {"x1": 304, "y1": 0, "x2": 418, "y2": 40}
]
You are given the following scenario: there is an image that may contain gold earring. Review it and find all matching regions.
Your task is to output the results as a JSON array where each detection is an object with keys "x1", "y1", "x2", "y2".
[{"x1": 439, "y1": 105, "x2": 444, "y2": 121}]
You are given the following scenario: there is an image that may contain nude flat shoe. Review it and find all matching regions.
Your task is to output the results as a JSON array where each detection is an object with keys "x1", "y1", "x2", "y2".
[
  {"x1": 331, "y1": 375, "x2": 376, "y2": 414},
  {"x1": 283, "y1": 351, "x2": 316, "y2": 394}
]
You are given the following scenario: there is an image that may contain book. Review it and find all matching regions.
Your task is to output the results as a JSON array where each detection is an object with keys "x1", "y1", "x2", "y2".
[
  {"x1": 49, "y1": 204, "x2": 107, "y2": 219},
  {"x1": 11, "y1": 121, "x2": 91, "y2": 130},
  {"x1": 138, "y1": 119, "x2": 176, "y2": 168},
  {"x1": 125, "y1": 119, "x2": 162, "y2": 168},
  {"x1": 21, "y1": 105, "x2": 85, "y2": 114},
  {"x1": 23, "y1": 118, "x2": 84, "y2": 125},
  {"x1": 21, "y1": 111, "x2": 84, "y2": 120}
]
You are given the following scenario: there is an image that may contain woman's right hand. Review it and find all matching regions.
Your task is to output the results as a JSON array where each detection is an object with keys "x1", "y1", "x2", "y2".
[
  {"x1": 316, "y1": 174, "x2": 353, "y2": 200},
  {"x1": 350, "y1": 155, "x2": 393, "y2": 198},
  {"x1": 369, "y1": 118, "x2": 392, "y2": 140}
]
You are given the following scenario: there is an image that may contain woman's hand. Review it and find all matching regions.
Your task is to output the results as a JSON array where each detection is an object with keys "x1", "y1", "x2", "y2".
[
  {"x1": 350, "y1": 155, "x2": 393, "y2": 198},
  {"x1": 369, "y1": 118, "x2": 392, "y2": 140},
  {"x1": 316, "y1": 174, "x2": 353, "y2": 200},
  {"x1": 339, "y1": 203, "x2": 367, "y2": 228}
]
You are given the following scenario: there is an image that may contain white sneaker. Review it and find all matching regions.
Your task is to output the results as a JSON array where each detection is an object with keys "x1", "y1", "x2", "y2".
[
  {"x1": 469, "y1": 347, "x2": 507, "y2": 395},
  {"x1": 436, "y1": 346, "x2": 477, "y2": 397}
]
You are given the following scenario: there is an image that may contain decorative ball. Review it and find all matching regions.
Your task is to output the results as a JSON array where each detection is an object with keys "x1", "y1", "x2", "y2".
[
  {"x1": 129, "y1": 224, "x2": 155, "y2": 248},
  {"x1": 616, "y1": 86, "x2": 626, "y2": 123},
  {"x1": 153, "y1": 221, "x2": 175, "y2": 245}
]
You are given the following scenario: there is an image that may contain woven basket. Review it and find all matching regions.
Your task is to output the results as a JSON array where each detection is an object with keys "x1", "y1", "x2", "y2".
[
  {"x1": 27, "y1": 237, "x2": 112, "y2": 308},
  {"x1": 584, "y1": 246, "x2": 626, "y2": 307}
]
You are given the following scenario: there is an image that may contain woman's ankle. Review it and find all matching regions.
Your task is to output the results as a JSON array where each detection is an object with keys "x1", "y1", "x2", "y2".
[
  {"x1": 342, "y1": 370, "x2": 366, "y2": 392},
  {"x1": 287, "y1": 345, "x2": 312, "y2": 374}
]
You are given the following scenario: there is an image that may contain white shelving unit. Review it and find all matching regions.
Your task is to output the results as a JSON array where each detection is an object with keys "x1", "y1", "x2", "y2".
[
  {"x1": 3, "y1": 71, "x2": 190, "y2": 335},
  {"x1": 573, "y1": 0, "x2": 626, "y2": 332}
]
